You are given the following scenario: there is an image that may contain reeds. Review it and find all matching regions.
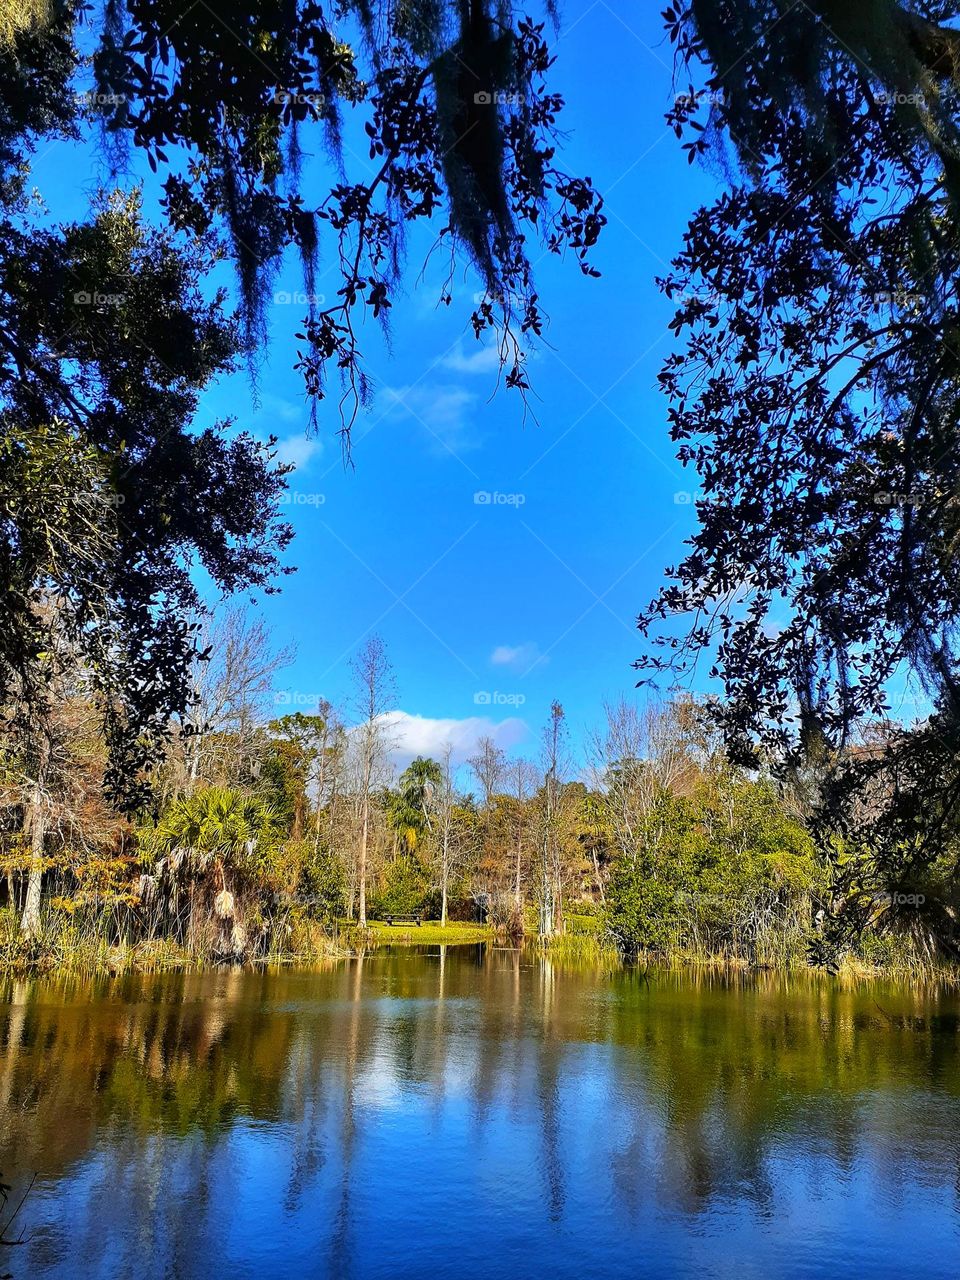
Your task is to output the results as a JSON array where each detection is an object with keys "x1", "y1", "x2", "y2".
[{"x1": 0, "y1": 904, "x2": 342, "y2": 975}]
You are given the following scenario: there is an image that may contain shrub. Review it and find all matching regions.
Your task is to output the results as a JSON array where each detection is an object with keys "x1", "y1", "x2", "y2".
[{"x1": 368, "y1": 855, "x2": 429, "y2": 918}]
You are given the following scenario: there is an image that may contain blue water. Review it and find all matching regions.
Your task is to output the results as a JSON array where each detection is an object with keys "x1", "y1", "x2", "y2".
[{"x1": 2, "y1": 948, "x2": 959, "y2": 1278}]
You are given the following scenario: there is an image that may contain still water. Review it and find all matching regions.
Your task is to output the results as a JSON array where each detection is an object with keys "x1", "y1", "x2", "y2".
[{"x1": 1, "y1": 946, "x2": 959, "y2": 1279}]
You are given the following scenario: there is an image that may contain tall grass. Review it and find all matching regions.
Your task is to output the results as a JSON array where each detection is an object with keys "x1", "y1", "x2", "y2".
[
  {"x1": 537, "y1": 930, "x2": 621, "y2": 970},
  {"x1": 560, "y1": 902, "x2": 960, "y2": 985},
  {"x1": 0, "y1": 905, "x2": 342, "y2": 975}
]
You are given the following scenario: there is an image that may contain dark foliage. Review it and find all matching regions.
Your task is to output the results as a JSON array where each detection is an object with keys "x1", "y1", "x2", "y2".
[
  {"x1": 642, "y1": 0, "x2": 960, "y2": 958},
  {"x1": 0, "y1": 0, "x2": 602, "y2": 809},
  {"x1": 83, "y1": 0, "x2": 605, "y2": 440}
]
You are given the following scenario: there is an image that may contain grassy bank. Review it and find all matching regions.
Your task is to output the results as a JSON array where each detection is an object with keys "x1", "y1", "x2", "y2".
[
  {"x1": 3, "y1": 904, "x2": 957, "y2": 987},
  {"x1": 338, "y1": 920, "x2": 494, "y2": 949},
  {"x1": 0, "y1": 907, "x2": 344, "y2": 976}
]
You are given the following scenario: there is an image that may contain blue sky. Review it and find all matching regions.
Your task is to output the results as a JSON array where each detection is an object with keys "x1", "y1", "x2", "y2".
[{"x1": 35, "y1": 2, "x2": 722, "y2": 769}]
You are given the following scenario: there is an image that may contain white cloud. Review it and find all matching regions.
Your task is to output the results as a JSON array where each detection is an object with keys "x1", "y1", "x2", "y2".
[
  {"x1": 376, "y1": 709, "x2": 528, "y2": 769},
  {"x1": 490, "y1": 642, "x2": 547, "y2": 672},
  {"x1": 250, "y1": 395, "x2": 320, "y2": 470},
  {"x1": 440, "y1": 342, "x2": 502, "y2": 375},
  {"x1": 274, "y1": 432, "x2": 322, "y2": 470},
  {"x1": 260, "y1": 393, "x2": 303, "y2": 425},
  {"x1": 381, "y1": 384, "x2": 479, "y2": 453}
]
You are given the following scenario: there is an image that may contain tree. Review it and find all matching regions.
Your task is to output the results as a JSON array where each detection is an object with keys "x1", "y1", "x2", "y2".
[
  {"x1": 0, "y1": 0, "x2": 604, "y2": 828},
  {"x1": 0, "y1": 427, "x2": 120, "y2": 935},
  {"x1": 604, "y1": 727, "x2": 820, "y2": 963},
  {"x1": 468, "y1": 736, "x2": 506, "y2": 808},
  {"x1": 507, "y1": 758, "x2": 538, "y2": 920},
  {"x1": 589, "y1": 700, "x2": 699, "y2": 871},
  {"x1": 1, "y1": 676, "x2": 130, "y2": 940},
  {"x1": 349, "y1": 635, "x2": 397, "y2": 927},
  {"x1": 182, "y1": 608, "x2": 295, "y2": 793},
  {"x1": 641, "y1": 1, "x2": 960, "y2": 957},
  {"x1": 0, "y1": 0, "x2": 49, "y2": 48},
  {"x1": 433, "y1": 744, "x2": 468, "y2": 927},
  {"x1": 145, "y1": 786, "x2": 282, "y2": 957},
  {"x1": 5, "y1": 0, "x2": 604, "y2": 446},
  {"x1": 262, "y1": 717, "x2": 318, "y2": 842},
  {"x1": 537, "y1": 701, "x2": 568, "y2": 936},
  {"x1": 577, "y1": 792, "x2": 610, "y2": 906},
  {"x1": 392, "y1": 756, "x2": 443, "y2": 855},
  {"x1": 0, "y1": 191, "x2": 291, "y2": 812}
]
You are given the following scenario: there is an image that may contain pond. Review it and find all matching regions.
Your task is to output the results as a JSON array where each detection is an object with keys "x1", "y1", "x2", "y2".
[{"x1": 1, "y1": 946, "x2": 959, "y2": 1278}]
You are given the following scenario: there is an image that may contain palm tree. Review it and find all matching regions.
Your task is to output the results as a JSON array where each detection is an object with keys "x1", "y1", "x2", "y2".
[
  {"x1": 391, "y1": 757, "x2": 442, "y2": 855},
  {"x1": 143, "y1": 787, "x2": 280, "y2": 956}
]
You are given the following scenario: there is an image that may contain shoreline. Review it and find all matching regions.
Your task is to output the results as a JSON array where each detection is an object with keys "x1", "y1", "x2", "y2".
[{"x1": 2, "y1": 918, "x2": 958, "y2": 988}]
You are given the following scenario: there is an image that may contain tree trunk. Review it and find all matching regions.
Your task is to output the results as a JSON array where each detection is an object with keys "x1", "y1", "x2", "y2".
[
  {"x1": 440, "y1": 835, "x2": 449, "y2": 928},
  {"x1": 540, "y1": 852, "x2": 554, "y2": 937},
  {"x1": 515, "y1": 836, "x2": 522, "y2": 911},
  {"x1": 358, "y1": 796, "x2": 368, "y2": 927},
  {"x1": 20, "y1": 782, "x2": 46, "y2": 938},
  {"x1": 592, "y1": 848, "x2": 606, "y2": 905},
  {"x1": 187, "y1": 736, "x2": 202, "y2": 791}
]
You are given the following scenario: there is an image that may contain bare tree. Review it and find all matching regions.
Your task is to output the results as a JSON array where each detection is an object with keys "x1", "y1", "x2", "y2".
[
  {"x1": 589, "y1": 698, "x2": 699, "y2": 871},
  {"x1": 181, "y1": 607, "x2": 294, "y2": 791},
  {"x1": 538, "y1": 701, "x2": 570, "y2": 936},
  {"x1": 468, "y1": 736, "x2": 506, "y2": 807},
  {"x1": 349, "y1": 635, "x2": 398, "y2": 927},
  {"x1": 508, "y1": 758, "x2": 538, "y2": 915},
  {"x1": 18, "y1": 722, "x2": 50, "y2": 938},
  {"x1": 433, "y1": 743, "x2": 465, "y2": 928},
  {"x1": 7, "y1": 667, "x2": 126, "y2": 938},
  {"x1": 306, "y1": 701, "x2": 347, "y2": 849},
  {"x1": 12, "y1": 613, "x2": 74, "y2": 938}
]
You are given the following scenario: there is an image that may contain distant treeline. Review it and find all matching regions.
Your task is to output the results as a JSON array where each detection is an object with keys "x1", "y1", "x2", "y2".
[{"x1": 1, "y1": 611, "x2": 954, "y2": 976}]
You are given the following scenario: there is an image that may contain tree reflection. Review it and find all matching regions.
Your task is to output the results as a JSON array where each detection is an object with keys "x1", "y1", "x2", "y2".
[{"x1": 1, "y1": 952, "x2": 959, "y2": 1276}]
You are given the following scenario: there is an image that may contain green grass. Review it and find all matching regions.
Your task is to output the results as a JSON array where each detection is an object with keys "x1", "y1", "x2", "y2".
[
  {"x1": 565, "y1": 912, "x2": 603, "y2": 936},
  {"x1": 338, "y1": 919, "x2": 494, "y2": 948}
]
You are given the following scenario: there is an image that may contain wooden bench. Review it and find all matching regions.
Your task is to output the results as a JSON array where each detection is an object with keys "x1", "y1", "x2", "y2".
[{"x1": 382, "y1": 914, "x2": 422, "y2": 926}]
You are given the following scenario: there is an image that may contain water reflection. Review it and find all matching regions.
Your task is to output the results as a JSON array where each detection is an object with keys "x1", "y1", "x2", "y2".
[{"x1": 2, "y1": 949, "x2": 960, "y2": 1278}]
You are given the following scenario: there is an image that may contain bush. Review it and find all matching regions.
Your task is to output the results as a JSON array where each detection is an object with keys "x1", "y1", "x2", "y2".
[
  {"x1": 604, "y1": 777, "x2": 821, "y2": 963},
  {"x1": 368, "y1": 855, "x2": 429, "y2": 918},
  {"x1": 605, "y1": 864, "x2": 682, "y2": 956},
  {"x1": 294, "y1": 840, "x2": 347, "y2": 921}
]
